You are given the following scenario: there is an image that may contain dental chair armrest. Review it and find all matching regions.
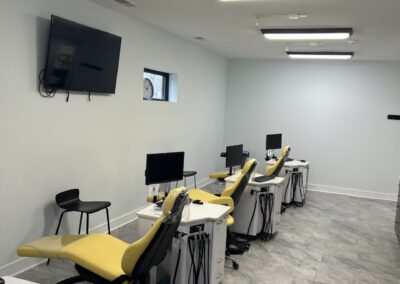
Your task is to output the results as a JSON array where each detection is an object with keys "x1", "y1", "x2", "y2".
[{"x1": 209, "y1": 197, "x2": 234, "y2": 213}]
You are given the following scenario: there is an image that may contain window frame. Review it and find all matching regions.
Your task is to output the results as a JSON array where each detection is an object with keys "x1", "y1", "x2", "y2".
[{"x1": 144, "y1": 68, "x2": 170, "y2": 102}]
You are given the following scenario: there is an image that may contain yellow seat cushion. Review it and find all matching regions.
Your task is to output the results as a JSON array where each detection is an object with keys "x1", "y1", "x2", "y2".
[
  {"x1": 18, "y1": 234, "x2": 129, "y2": 281},
  {"x1": 209, "y1": 172, "x2": 229, "y2": 179},
  {"x1": 188, "y1": 189, "x2": 219, "y2": 202},
  {"x1": 227, "y1": 215, "x2": 234, "y2": 226},
  {"x1": 61, "y1": 234, "x2": 129, "y2": 281},
  {"x1": 209, "y1": 168, "x2": 243, "y2": 179},
  {"x1": 188, "y1": 189, "x2": 234, "y2": 213},
  {"x1": 17, "y1": 235, "x2": 86, "y2": 259}
]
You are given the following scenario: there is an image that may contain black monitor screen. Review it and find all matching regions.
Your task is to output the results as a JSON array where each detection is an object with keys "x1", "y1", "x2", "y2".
[
  {"x1": 44, "y1": 15, "x2": 122, "y2": 93},
  {"x1": 226, "y1": 144, "x2": 243, "y2": 168},
  {"x1": 266, "y1": 134, "x2": 282, "y2": 150},
  {"x1": 145, "y1": 152, "x2": 184, "y2": 185}
]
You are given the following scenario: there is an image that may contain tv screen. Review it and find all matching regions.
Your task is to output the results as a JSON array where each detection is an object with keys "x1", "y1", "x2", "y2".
[
  {"x1": 145, "y1": 152, "x2": 185, "y2": 185},
  {"x1": 226, "y1": 144, "x2": 243, "y2": 168},
  {"x1": 44, "y1": 15, "x2": 122, "y2": 93}
]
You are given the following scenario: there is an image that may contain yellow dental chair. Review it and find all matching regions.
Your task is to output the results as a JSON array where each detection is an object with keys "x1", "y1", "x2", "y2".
[
  {"x1": 265, "y1": 145, "x2": 291, "y2": 177},
  {"x1": 188, "y1": 159, "x2": 258, "y2": 269},
  {"x1": 17, "y1": 188, "x2": 188, "y2": 284},
  {"x1": 209, "y1": 151, "x2": 250, "y2": 181},
  {"x1": 190, "y1": 159, "x2": 257, "y2": 220}
]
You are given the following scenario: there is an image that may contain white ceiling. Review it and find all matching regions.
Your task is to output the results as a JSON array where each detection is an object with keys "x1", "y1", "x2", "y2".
[{"x1": 92, "y1": 0, "x2": 400, "y2": 61}]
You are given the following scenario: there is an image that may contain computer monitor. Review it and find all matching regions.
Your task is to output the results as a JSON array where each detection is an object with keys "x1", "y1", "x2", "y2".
[
  {"x1": 145, "y1": 152, "x2": 184, "y2": 185},
  {"x1": 266, "y1": 134, "x2": 282, "y2": 150},
  {"x1": 226, "y1": 144, "x2": 243, "y2": 168}
]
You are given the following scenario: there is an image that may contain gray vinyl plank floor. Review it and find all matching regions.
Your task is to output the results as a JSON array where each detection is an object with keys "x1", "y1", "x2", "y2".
[{"x1": 17, "y1": 184, "x2": 400, "y2": 284}]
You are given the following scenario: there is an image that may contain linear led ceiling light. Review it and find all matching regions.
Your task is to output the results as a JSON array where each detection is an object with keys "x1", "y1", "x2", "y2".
[
  {"x1": 261, "y1": 28, "x2": 353, "y2": 40},
  {"x1": 287, "y1": 51, "x2": 354, "y2": 60}
]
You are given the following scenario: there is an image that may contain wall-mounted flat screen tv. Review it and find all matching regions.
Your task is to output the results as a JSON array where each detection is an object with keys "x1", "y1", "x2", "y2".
[{"x1": 44, "y1": 15, "x2": 122, "y2": 93}]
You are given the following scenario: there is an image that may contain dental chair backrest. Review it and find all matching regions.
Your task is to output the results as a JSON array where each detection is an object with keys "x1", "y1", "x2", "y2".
[
  {"x1": 265, "y1": 145, "x2": 291, "y2": 177},
  {"x1": 222, "y1": 159, "x2": 257, "y2": 207},
  {"x1": 241, "y1": 158, "x2": 258, "y2": 180},
  {"x1": 121, "y1": 188, "x2": 188, "y2": 280}
]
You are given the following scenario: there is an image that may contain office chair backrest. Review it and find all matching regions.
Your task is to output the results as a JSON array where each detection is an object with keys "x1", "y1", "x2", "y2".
[
  {"x1": 55, "y1": 188, "x2": 80, "y2": 209},
  {"x1": 265, "y1": 145, "x2": 291, "y2": 177},
  {"x1": 121, "y1": 188, "x2": 187, "y2": 279}
]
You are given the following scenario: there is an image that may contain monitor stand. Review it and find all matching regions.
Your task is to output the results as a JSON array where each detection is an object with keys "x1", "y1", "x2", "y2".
[
  {"x1": 148, "y1": 184, "x2": 165, "y2": 206},
  {"x1": 148, "y1": 184, "x2": 160, "y2": 197},
  {"x1": 265, "y1": 149, "x2": 278, "y2": 161}
]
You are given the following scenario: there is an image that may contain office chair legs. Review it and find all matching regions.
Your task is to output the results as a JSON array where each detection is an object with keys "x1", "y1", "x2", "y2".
[
  {"x1": 106, "y1": 208, "x2": 111, "y2": 234},
  {"x1": 86, "y1": 213, "x2": 89, "y2": 234},
  {"x1": 55, "y1": 211, "x2": 67, "y2": 236},
  {"x1": 225, "y1": 254, "x2": 239, "y2": 270},
  {"x1": 56, "y1": 275, "x2": 84, "y2": 284},
  {"x1": 78, "y1": 212, "x2": 83, "y2": 234},
  {"x1": 47, "y1": 210, "x2": 67, "y2": 265}
]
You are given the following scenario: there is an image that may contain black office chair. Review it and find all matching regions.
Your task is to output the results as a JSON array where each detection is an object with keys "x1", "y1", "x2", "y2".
[{"x1": 47, "y1": 188, "x2": 111, "y2": 265}]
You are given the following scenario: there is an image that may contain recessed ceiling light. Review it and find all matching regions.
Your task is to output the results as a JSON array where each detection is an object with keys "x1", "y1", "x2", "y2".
[
  {"x1": 288, "y1": 14, "x2": 308, "y2": 20},
  {"x1": 287, "y1": 51, "x2": 354, "y2": 60},
  {"x1": 261, "y1": 28, "x2": 353, "y2": 40}
]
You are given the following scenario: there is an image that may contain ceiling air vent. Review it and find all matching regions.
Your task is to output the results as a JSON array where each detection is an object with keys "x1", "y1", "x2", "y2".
[{"x1": 114, "y1": 0, "x2": 136, "y2": 7}]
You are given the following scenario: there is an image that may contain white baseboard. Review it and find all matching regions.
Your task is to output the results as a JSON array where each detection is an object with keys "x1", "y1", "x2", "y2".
[
  {"x1": 308, "y1": 183, "x2": 397, "y2": 202},
  {"x1": 0, "y1": 177, "x2": 214, "y2": 277},
  {"x1": 190, "y1": 177, "x2": 214, "y2": 189},
  {"x1": 0, "y1": 258, "x2": 45, "y2": 279}
]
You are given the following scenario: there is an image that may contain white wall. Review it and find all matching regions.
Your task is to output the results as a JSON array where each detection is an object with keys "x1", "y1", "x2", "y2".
[
  {"x1": 0, "y1": 0, "x2": 227, "y2": 269},
  {"x1": 225, "y1": 59, "x2": 400, "y2": 197}
]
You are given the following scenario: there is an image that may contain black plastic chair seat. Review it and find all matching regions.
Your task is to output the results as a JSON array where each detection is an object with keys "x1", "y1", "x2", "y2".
[
  {"x1": 183, "y1": 171, "x2": 197, "y2": 177},
  {"x1": 63, "y1": 201, "x2": 111, "y2": 214},
  {"x1": 181, "y1": 171, "x2": 198, "y2": 188}
]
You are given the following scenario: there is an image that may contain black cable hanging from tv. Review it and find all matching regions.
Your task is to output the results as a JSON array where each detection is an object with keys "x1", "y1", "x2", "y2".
[{"x1": 38, "y1": 69, "x2": 57, "y2": 98}]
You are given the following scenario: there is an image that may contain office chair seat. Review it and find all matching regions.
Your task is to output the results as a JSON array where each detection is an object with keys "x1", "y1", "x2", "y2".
[{"x1": 62, "y1": 200, "x2": 111, "y2": 214}]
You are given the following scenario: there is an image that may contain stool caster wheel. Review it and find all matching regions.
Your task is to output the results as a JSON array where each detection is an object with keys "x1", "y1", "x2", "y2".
[{"x1": 233, "y1": 262, "x2": 239, "y2": 270}]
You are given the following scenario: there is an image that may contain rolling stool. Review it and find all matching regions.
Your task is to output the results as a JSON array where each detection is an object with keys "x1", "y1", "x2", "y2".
[
  {"x1": 183, "y1": 171, "x2": 197, "y2": 188},
  {"x1": 47, "y1": 188, "x2": 111, "y2": 265}
]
